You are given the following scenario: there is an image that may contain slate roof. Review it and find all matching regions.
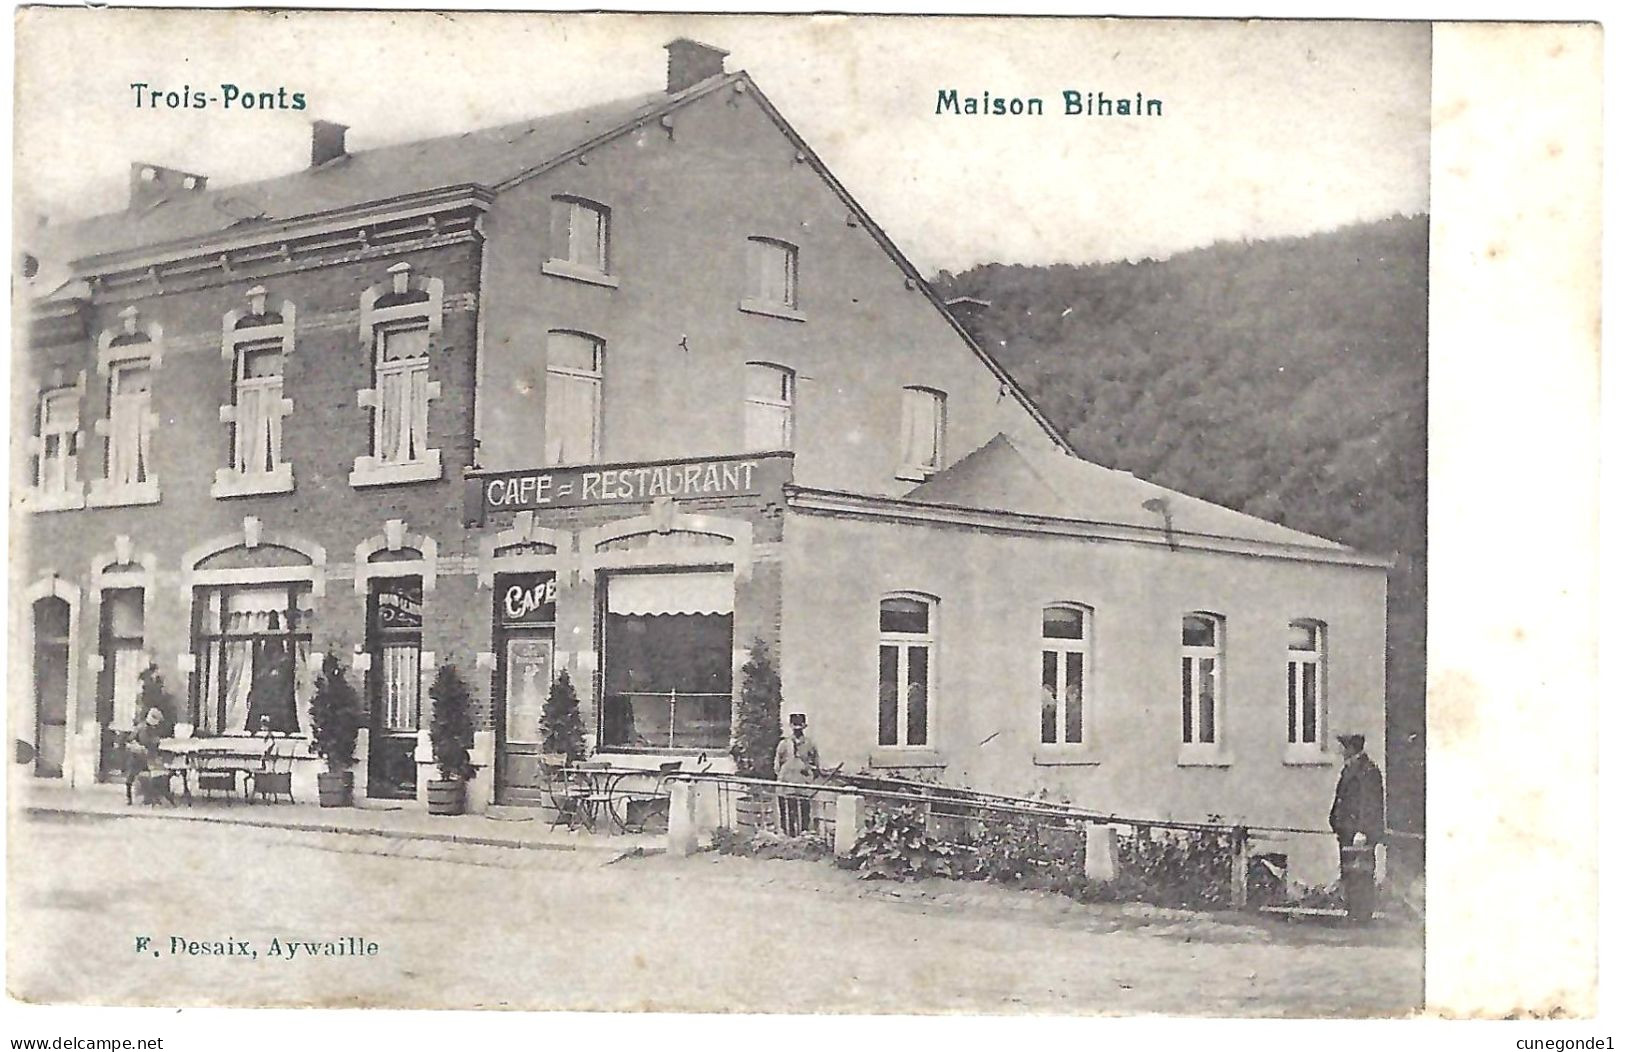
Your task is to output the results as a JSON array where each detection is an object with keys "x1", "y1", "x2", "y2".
[
  {"x1": 906, "y1": 433, "x2": 1351, "y2": 551},
  {"x1": 42, "y1": 76, "x2": 734, "y2": 265}
]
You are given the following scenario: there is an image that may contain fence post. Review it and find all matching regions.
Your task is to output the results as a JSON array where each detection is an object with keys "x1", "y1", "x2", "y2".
[
  {"x1": 1229, "y1": 826, "x2": 1249, "y2": 910},
  {"x1": 1084, "y1": 822, "x2": 1118, "y2": 882},
  {"x1": 667, "y1": 780, "x2": 699, "y2": 857},
  {"x1": 834, "y1": 792, "x2": 863, "y2": 855}
]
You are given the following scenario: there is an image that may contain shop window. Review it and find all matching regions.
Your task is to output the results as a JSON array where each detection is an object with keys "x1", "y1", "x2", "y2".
[
  {"x1": 899, "y1": 386, "x2": 946, "y2": 479},
  {"x1": 1040, "y1": 604, "x2": 1090, "y2": 746},
  {"x1": 192, "y1": 583, "x2": 312, "y2": 735},
  {"x1": 879, "y1": 593, "x2": 934, "y2": 747},
  {"x1": 600, "y1": 572, "x2": 734, "y2": 752},
  {"x1": 1181, "y1": 613, "x2": 1224, "y2": 748},
  {"x1": 549, "y1": 196, "x2": 611, "y2": 275},
  {"x1": 1287, "y1": 620, "x2": 1327, "y2": 748},
  {"x1": 369, "y1": 578, "x2": 424, "y2": 732},
  {"x1": 99, "y1": 588, "x2": 146, "y2": 733},
  {"x1": 543, "y1": 330, "x2": 603, "y2": 466},
  {"x1": 34, "y1": 387, "x2": 82, "y2": 497},
  {"x1": 744, "y1": 362, "x2": 795, "y2": 451}
]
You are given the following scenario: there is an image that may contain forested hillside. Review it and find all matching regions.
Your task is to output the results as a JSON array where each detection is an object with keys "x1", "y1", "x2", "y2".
[{"x1": 935, "y1": 215, "x2": 1427, "y2": 834}]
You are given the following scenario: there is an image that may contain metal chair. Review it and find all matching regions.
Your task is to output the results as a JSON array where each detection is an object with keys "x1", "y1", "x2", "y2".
[
  {"x1": 620, "y1": 761, "x2": 683, "y2": 833},
  {"x1": 542, "y1": 757, "x2": 593, "y2": 831},
  {"x1": 249, "y1": 738, "x2": 295, "y2": 803}
]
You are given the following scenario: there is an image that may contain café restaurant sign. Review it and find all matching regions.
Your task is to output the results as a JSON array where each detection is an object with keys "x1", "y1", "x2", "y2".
[{"x1": 476, "y1": 455, "x2": 770, "y2": 516}]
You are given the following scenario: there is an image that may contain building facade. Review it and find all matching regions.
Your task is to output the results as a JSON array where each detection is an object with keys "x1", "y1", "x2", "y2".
[{"x1": 13, "y1": 39, "x2": 1388, "y2": 881}]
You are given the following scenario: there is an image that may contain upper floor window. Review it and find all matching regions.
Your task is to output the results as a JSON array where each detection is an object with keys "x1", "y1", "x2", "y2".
[
  {"x1": 549, "y1": 196, "x2": 611, "y2": 277},
  {"x1": 744, "y1": 362, "x2": 795, "y2": 451},
  {"x1": 544, "y1": 330, "x2": 603, "y2": 466},
  {"x1": 351, "y1": 262, "x2": 444, "y2": 488},
  {"x1": 747, "y1": 237, "x2": 797, "y2": 307},
  {"x1": 216, "y1": 287, "x2": 296, "y2": 498},
  {"x1": 105, "y1": 359, "x2": 154, "y2": 488},
  {"x1": 899, "y1": 386, "x2": 946, "y2": 478},
  {"x1": 878, "y1": 593, "x2": 935, "y2": 748},
  {"x1": 1287, "y1": 620, "x2": 1327, "y2": 750},
  {"x1": 373, "y1": 325, "x2": 432, "y2": 466},
  {"x1": 1040, "y1": 604, "x2": 1091, "y2": 746},
  {"x1": 34, "y1": 387, "x2": 81, "y2": 496},
  {"x1": 1180, "y1": 613, "x2": 1224, "y2": 750}
]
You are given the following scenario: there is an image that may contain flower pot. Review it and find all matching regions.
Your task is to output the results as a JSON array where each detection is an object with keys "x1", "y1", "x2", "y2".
[
  {"x1": 317, "y1": 770, "x2": 354, "y2": 808},
  {"x1": 426, "y1": 778, "x2": 466, "y2": 816}
]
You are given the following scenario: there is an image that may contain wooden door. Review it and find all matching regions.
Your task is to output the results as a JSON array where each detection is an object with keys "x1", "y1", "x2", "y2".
[{"x1": 496, "y1": 632, "x2": 554, "y2": 804}]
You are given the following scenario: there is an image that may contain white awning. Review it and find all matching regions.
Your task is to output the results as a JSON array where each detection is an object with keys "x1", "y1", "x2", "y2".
[{"x1": 607, "y1": 572, "x2": 734, "y2": 616}]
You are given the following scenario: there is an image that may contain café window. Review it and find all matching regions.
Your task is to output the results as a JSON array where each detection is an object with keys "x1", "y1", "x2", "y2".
[
  {"x1": 192, "y1": 583, "x2": 312, "y2": 735},
  {"x1": 543, "y1": 330, "x2": 603, "y2": 466},
  {"x1": 1040, "y1": 604, "x2": 1090, "y2": 746},
  {"x1": 744, "y1": 362, "x2": 795, "y2": 451},
  {"x1": 99, "y1": 588, "x2": 146, "y2": 732},
  {"x1": 369, "y1": 578, "x2": 424, "y2": 732},
  {"x1": 600, "y1": 572, "x2": 734, "y2": 752},
  {"x1": 879, "y1": 593, "x2": 934, "y2": 747}
]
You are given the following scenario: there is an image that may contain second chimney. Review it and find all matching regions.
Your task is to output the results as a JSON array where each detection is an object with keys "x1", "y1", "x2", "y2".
[
  {"x1": 311, "y1": 120, "x2": 349, "y2": 168},
  {"x1": 664, "y1": 38, "x2": 729, "y2": 94}
]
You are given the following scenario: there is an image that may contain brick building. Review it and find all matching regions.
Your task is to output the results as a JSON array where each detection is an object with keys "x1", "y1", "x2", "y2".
[{"x1": 13, "y1": 39, "x2": 1388, "y2": 879}]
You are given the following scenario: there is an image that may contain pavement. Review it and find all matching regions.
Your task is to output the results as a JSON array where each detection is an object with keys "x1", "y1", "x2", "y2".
[{"x1": 12, "y1": 780, "x2": 664, "y2": 861}]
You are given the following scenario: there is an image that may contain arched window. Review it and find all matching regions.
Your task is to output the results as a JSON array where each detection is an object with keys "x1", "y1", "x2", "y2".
[
  {"x1": 544, "y1": 330, "x2": 604, "y2": 466},
  {"x1": 1040, "y1": 604, "x2": 1091, "y2": 746},
  {"x1": 879, "y1": 593, "x2": 936, "y2": 747},
  {"x1": 746, "y1": 237, "x2": 798, "y2": 309},
  {"x1": 550, "y1": 196, "x2": 611, "y2": 275},
  {"x1": 1181, "y1": 613, "x2": 1224, "y2": 748},
  {"x1": 1287, "y1": 620, "x2": 1327, "y2": 749},
  {"x1": 744, "y1": 362, "x2": 795, "y2": 451}
]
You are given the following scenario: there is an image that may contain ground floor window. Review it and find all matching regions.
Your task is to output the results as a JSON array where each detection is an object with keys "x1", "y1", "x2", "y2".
[
  {"x1": 878, "y1": 594, "x2": 934, "y2": 747},
  {"x1": 99, "y1": 588, "x2": 146, "y2": 732},
  {"x1": 600, "y1": 572, "x2": 733, "y2": 752},
  {"x1": 193, "y1": 583, "x2": 312, "y2": 735}
]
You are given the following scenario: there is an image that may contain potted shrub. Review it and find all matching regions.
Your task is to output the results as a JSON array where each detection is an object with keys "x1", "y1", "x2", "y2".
[
  {"x1": 540, "y1": 668, "x2": 588, "y2": 764},
  {"x1": 309, "y1": 651, "x2": 363, "y2": 807},
  {"x1": 730, "y1": 638, "x2": 782, "y2": 831},
  {"x1": 427, "y1": 662, "x2": 477, "y2": 815}
]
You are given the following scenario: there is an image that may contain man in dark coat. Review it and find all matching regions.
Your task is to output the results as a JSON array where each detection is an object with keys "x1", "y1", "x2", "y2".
[{"x1": 1329, "y1": 733, "x2": 1385, "y2": 923}]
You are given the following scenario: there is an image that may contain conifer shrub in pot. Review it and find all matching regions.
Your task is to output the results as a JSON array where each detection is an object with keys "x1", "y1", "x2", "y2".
[
  {"x1": 729, "y1": 638, "x2": 782, "y2": 831},
  {"x1": 427, "y1": 662, "x2": 478, "y2": 815},
  {"x1": 309, "y1": 652, "x2": 363, "y2": 807}
]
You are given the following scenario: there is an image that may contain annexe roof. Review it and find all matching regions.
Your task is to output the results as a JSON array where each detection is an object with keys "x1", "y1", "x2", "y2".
[{"x1": 906, "y1": 433, "x2": 1358, "y2": 553}]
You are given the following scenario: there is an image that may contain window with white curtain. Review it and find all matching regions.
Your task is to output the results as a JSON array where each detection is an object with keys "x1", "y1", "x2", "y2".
[
  {"x1": 1040, "y1": 604, "x2": 1091, "y2": 746},
  {"x1": 544, "y1": 330, "x2": 603, "y2": 466},
  {"x1": 231, "y1": 340, "x2": 286, "y2": 476},
  {"x1": 899, "y1": 386, "x2": 946, "y2": 474},
  {"x1": 373, "y1": 325, "x2": 431, "y2": 466},
  {"x1": 879, "y1": 594, "x2": 935, "y2": 747},
  {"x1": 35, "y1": 388, "x2": 81, "y2": 494},
  {"x1": 192, "y1": 583, "x2": 312, "y2": 735},
  {"x1": 105, "y1": 360, "x2": 154, "y2": 487},
  {"x1": 744, "y1": 362, "x2": 795, "y2": 450}
]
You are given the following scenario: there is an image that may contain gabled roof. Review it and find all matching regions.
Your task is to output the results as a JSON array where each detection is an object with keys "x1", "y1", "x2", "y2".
[
  {"x1": 907, "y1": 433, "x2": 1353, "y2": 552},
  {"x1": 44, "y1": 77, "x2": 731, "y2": 265}
]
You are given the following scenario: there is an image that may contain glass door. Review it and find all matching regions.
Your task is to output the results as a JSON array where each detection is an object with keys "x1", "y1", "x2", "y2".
[{"x1": 496, "y1": 632, "x2": 555, "y2": 804}]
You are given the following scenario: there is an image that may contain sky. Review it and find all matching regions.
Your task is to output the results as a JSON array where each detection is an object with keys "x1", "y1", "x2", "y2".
[{"x1": 13, "y1": 13, "x2": 1431, "y2": 271}]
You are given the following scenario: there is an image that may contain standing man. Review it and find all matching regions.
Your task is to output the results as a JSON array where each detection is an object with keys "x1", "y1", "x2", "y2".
[
  {"x1": 774, "y1": 713, "x2": 820, "y2": 837},
  {"x1": 1329, "y1": 733, "x2": 1386, "y2": 924}
]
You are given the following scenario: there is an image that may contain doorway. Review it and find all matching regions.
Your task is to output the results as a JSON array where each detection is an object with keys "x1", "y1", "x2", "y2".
[
  {"x1": 32, "y1": 597, "x2": 71, "y2": 778},
  {"x1": 493, "y1": 570, "x2": 558, "y2": 805},
  {"x1": 366, "y1": 577, "x2": 423, "y2": 800}
]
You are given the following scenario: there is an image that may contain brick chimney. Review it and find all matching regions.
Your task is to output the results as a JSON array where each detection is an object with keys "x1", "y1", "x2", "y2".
[
  {"x1": 664, "y1": 38, "x2": 728, "y2": 94},
  {"x1": 129, "y1": 162, "x2": 207, "y2": 210},
  {"x1": 311, "y1": 120, "x2": 350, "y2": 168}
]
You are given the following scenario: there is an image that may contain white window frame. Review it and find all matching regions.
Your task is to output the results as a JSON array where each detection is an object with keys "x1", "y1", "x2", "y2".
[
  {"x1": 1284, "y1": 619, "x2": 1332, "y2": 765},
  {"x1": 542, "y1": 196, "x2": 617, "y2": 288},
  {"x1": 1039, "y1": 604, "x2": 1092, "y2": 749},
  {"x1": 1178, "y1": 612, "x2": 1230, "y2": 766},
  {"x1": 739, "y1": 237, "x2": 805, "y2": 322},
  {"x1": 350, "y1": 263, "x2": 443, "y2": 488},
  {"x1": 88, "y1": 308, "x2": 162, "y2": 508},
  {"x1": 542, "y1": 330, "x2": 604, "y2": 467},
  {"x1": 897, "y1": 386, "x2": 947, "y2": 481},
  {"x1": 24, "y1": 374, "x2": 87, "y2": 512},
  {"x1": 214, "y1": 287, "x2": 296, "y2": 498},
  {"x1": 743, "y1": 362, "x2": 795, "y2": 451},
  {"x1": 877, "y1": 592, "x2": 936, "y2": 750}
]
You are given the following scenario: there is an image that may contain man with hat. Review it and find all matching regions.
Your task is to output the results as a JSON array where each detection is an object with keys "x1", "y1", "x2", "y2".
[
  {"x1": 1329, "y1": 732, "x2": 1386, "y2": 924},
  {"x1": 774, "y1": 713, "x2": 821, "y2": 837}
]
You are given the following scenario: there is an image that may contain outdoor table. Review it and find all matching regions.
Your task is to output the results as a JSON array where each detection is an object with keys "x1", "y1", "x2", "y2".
[
  {"x1": 159, "y1": 740, "x2": 276, "y2": 805},
  {"x1": 565, "y1": 763, "x2": 672, "y2": 833}
]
